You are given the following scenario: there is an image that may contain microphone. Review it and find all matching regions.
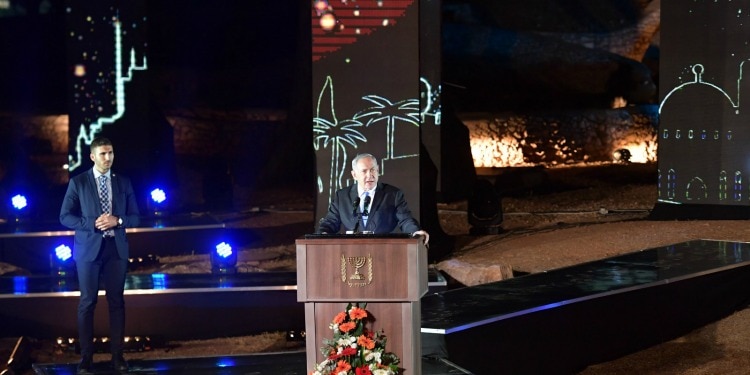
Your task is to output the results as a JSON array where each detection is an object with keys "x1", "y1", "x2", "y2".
[
  {"x1": 362, "y1": 194, "x2": 371, "y2": 216},
  {"x1": 352, "y1": 196, "x2": 361, "y2": 216},
  {"x1": 351, "y1": 196, "x2": 362, "y2": 233}
]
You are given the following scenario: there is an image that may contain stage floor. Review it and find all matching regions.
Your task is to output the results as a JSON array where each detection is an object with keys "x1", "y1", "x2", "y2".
[
  {"x1": 32, "y1": 351, "x2": 472, "y2": 374},
  {"x1": 5, "y1": 240, "x2": 750, "y2": 374},
  {"x1": 421, "y1": 239, "x2": 750, "y2": 333}
]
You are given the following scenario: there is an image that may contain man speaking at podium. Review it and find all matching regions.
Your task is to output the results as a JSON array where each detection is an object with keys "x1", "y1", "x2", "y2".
[{"x1": 317, "y1": 153, "x2": 429, "y2": 245}]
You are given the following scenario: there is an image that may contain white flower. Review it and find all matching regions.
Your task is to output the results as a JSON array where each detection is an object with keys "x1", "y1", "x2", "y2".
[
  {"x1": 365, "y1": 351, "x2": 382, "y2": 363},
  {"x1": 329, "y1": 323, "x2": 339, "y2": 331},
  {"x1": 372, "y1": 369, "x2": 393, "y2": 375},
  {"x1": 337, "y1": 336, "x2": 355, "y2": 347},
  {"x1": 314, "y1": 359, "x2": 330, "y2": 371}
]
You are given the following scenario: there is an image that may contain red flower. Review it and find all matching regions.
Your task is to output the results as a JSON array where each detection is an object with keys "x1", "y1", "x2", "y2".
[
  {"x1": 355, "y1": 365, "x2": 373, "y2": 375},
  {"x1": 341, "y1": 347, "x2": 357, "y2": 357}
]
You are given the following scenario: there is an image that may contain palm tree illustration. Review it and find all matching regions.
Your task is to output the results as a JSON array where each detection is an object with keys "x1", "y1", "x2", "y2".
[
  {"x1": 355, "y1": 95, "x2": 421, "y2": 163},
  {"x1": 313, "y1": 76, "x2": 367, "y2": 200}
]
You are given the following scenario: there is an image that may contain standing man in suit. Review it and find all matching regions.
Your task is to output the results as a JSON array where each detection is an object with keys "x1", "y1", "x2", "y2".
[
  {"x1": 317, "y1": 153, "x2": 429, "y2": 245},
  {"x1": 60, "y1": 137, "x2": 140, "y2": 374}
]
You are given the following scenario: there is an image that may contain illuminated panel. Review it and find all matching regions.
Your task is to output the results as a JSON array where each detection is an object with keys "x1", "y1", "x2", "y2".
[
  {"x1": 311, "y1": 0, "x2": 415, "y2": 62},
  {"x1": 658, "y1": 0, "x2": 750, "y2": 206},
  {"x1": 66, "y1": 2, "x2": 147, "y2": 172},
  {"x1": 311, "y1": 0, "x2": 429, "y2": 224}
]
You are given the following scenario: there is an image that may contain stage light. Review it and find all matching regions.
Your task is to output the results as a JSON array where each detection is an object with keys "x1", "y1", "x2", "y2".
[
  {"x1": 151, "y1": 273, "x2": 167, "y2": 290},
  {"x1": 215, "y1": 357, "x2": 236, "y2": 368},
  {"x1": 50, "y1": 244, "x2": 76, "y2": 277},
  {"x1": 151, "y1": 188, "x2": 166, "y2": 204},
  {"x1": 313, "y1": 0, "x2": 329, "y2": 14},
  {"x1": 8, "y1": 193, "x2": 31, "y2": 223},
  {"x1": 286, "y1": 330, "x2": 306, "y2": 342},
  {"x1": 210, "y1": 242, "x2": 237, "y2": 274},
  {"x1": 128, "y1": 254, "x2": 159, "y2": 271},
  {"x1": 147, "y1": 188, "x2": 168, "y2": 216},
  {"x1": 11, "y1": 194, "x2": 27, "y2": 210},
  {"x1": 468, "y1": 179, "x2": 503, "y2": 235},
  {"x1": 320, "y1": 11, "x2": 337, "y2": 32},
  {"x1": 12, "y1": 276, "x2": 27, "y2": 295},
  {"x1": 613, "y1": 148, "x2": 632, "y2": 163}
]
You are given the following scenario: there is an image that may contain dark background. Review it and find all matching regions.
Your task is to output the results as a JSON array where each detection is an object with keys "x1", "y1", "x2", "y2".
[
  {"x1": 0, "y1": 0, "x2": 313, "y2": 220},
  {"x1": 0, "y1": 0, "x2": 309, "y2": 112}
]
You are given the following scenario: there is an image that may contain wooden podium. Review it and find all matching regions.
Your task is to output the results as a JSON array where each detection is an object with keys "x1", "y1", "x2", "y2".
[{"x1": 296, "y1": 235, "x2": 428, "y2": 374}]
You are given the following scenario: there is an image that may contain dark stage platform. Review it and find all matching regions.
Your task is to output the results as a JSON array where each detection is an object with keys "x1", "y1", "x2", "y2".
[
  {"x1": 0, "y1": 214, "x2": 228, "y2": 274},
  {"x1": 0, "y1": 269, "x2": 448, "y2": 340},
  {"x1": 3, "y1": 238, "x2": 750, "y2": 374},
  {"x1": 421, "y1": 239, "x2": 750, "y2": 374},
  {"x1": 31, "y1": 351, "x2": 471, "y2": 374}
]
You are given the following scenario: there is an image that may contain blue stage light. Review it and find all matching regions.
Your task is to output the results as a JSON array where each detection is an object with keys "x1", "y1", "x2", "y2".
[
  {"x1": 147, "y1": 188, "x2": 168, "y2": 216},
  {"x1": 215, "y1": 357, "x2": 236, "y2": 368},
  {"x1": 210, "y1": 242, "x2": 237, "y2": 274},
  {"x1": 11, "y1": 194, "x2": 27, "y2": 210},
  {"x1": 150, "y1": 188, "x2": 166, "y2": 204},
  {"x1": 55, "y1": 244, "x2": 73, "y2": 262},
  {"x1": 13, "y1": 276, "x2": 27, "y2": 295},
  {"x1": 215, "y1": 242, "x2": 232, "y2": 258},
  {"x1": 51, "y1": 244, "x2": 76, "y2": 277},
  {"x1": 151, "y1": 273, "x2": 167, "y2": 290}
]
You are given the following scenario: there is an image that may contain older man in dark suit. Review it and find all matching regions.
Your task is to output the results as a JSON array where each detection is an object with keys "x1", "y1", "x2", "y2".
[
  {"x1": 317, "y1": 153, "x2": 429, "y2": 245},
  {"x1": 60, "y1": 137, "x2": 140, "y2": 374}
]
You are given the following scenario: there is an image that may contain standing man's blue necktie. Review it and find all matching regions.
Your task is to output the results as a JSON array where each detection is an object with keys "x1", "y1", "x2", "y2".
[
  {"x1": 99, "y1": 175, "x2": 110, "y2": 214},
  {"x1": 99, "y1": 175, "x2": 113, "y2": 236}
]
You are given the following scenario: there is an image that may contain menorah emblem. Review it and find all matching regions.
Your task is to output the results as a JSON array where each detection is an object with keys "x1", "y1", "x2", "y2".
[
  {"x1": 347, "y1": 256, "x2": 367, "y2": 280},
  {"x1": 340, "y1": 253, "x2": 373, "y2": 287}
]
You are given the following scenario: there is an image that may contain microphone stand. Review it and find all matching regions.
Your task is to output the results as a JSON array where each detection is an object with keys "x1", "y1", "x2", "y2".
[{"x1": 351, "y1": 197, "x2": 362, "y2": 234}]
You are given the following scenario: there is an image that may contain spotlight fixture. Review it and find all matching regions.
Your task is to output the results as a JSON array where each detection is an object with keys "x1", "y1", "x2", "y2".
[
  {"x1": 147, "y1": 188, "x2": 168, "y2": 216},
  {"x1": 9, "y1": 193, "x2": 29, "y2": 222},
  {"x1": 10, "y1": 194, "x2": 27, "y2": 210},
  {"x1": 151, "y1": 273, "x2": 167, "y2": 290},
  {"x1": 210, "y1": 242, "x2": 237, "y2": 274},
  {"x1": 59, "y1": 336, "x2": 155, "y2": 354},
  {"x1": 468, "y1": 179, "x2": 503, "y2": 235},
  {"x1": 128, "y1": 254, "x2": 159, "y2": 271},
  {"x1": 50, "y1": 244, "x2": 76, "y2": 277},
  {"x1": 319, "y1": 11, "x2": 337, "y2": 32},
  {"x1": 613, "y1": 148, "x2": 632, "y2": 163},
  {"x1": 286, "y1": 330, "x2": 306, "y2": 342}
]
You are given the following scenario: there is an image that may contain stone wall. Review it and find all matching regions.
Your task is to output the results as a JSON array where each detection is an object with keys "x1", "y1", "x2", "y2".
[
  {"x1": 462, "y1": 105, "x2": 658, "y2": 168},
  {"x1": 0, "y1": 109, "x2": 302, "y2": 216}
]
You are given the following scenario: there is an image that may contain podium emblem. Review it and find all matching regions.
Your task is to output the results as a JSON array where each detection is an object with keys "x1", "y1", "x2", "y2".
[{"x1": 341, "y1": 253, "x2": 373, "y2": 287}]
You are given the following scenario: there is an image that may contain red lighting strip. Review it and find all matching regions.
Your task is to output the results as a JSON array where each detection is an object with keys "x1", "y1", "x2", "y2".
[{"x1": 312, "y1": 0, "x2": 415, "y2": 62}]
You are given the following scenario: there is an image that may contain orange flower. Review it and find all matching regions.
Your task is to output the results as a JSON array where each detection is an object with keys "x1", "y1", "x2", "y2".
[
  {"x1": 349, "y1": 307, "x2": 368, "y2": 320},
  {"x1": 335, "y1": 359, "x2": 352, "y2": 373},
  {"x1": 357, "y1": 335, "x2": 375, "y2": 350},
  {"x1": 339, "y1": 321, "x2": 356, "y2": 333},
  {"x1": 332, "y1": 311, "x2": 347, "y2": 325}
]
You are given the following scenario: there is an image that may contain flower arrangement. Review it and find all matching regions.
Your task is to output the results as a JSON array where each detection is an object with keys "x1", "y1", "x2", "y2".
[{"x1": 310, "y1": 302, "x2": 401, "y2": 375}]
